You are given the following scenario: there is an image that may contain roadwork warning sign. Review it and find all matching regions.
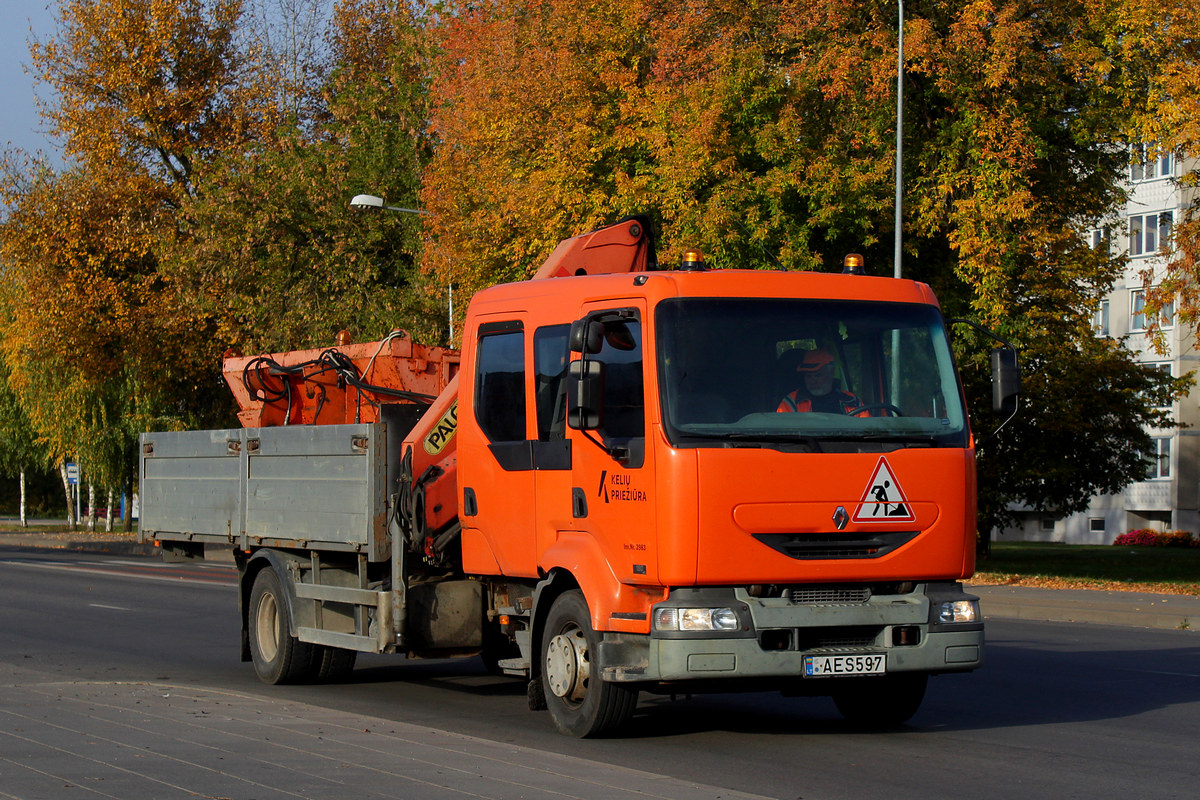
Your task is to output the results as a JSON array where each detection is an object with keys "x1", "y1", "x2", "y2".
[{"x1": 852, "y1": 457, "x2": 915, "y2": 523}]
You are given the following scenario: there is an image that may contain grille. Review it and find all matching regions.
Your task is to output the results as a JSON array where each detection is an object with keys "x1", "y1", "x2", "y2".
[
  {"x1": 788, "y1": 586, "x2": 871, "y2": 604},
  {"x1": 795, "y1": 627, "x2": 882, "y2": 651},
  {"x1": 753, "y1": 531, "x2": 918, "y2": 560}
]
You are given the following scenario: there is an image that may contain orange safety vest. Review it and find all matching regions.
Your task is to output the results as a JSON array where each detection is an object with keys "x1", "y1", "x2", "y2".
[{"x1": 777, "y1": 390, "x2": 870, "y2": 417}]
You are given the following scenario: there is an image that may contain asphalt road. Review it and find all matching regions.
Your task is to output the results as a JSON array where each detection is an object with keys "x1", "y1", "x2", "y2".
[{"x1": 1, "y1": 548, "x2": 1198, "y2": 800}]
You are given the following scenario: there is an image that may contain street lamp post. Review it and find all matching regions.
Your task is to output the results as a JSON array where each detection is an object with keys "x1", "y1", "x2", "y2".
[{"x1": 894, "y1": 0, "x2": 905, "y2": 280}]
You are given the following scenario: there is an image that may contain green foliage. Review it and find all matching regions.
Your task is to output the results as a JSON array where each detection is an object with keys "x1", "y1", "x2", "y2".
[{"x1": 0, "y1": 357, "x2": 46, "y2": 477}]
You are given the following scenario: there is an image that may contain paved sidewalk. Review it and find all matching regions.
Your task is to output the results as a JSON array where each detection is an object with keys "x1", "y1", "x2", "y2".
[
  {"x1": 0, "y1": 667, "x2": 774, "y2": 800},
  {"x1": 1, "y1": 522, "x2": 1195, "y2": 632}
]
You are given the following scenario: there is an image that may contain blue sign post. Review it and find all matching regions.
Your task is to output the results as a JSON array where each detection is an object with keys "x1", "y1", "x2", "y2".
[{"x1": 65, "y1": 463, "x2": 80, "y2": 523}]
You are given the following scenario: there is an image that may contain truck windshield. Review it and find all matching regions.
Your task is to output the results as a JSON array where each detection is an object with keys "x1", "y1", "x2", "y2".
[{"x1": 656, "y1": 297, "x2": 969, "y2": 450}]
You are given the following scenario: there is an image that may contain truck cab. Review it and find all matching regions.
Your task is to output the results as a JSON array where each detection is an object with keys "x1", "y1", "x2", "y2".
[{"x1": 453, "y1": 268, "x2": 987, "y2": 735}]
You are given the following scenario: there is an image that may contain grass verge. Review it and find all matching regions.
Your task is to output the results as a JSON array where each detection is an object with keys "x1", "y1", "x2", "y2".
[{"x1": 975, "y1": 541, "x2": 1200, "y2": 595}]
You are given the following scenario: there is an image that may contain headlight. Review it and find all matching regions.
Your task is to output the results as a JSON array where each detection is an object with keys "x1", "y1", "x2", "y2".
[
  {"x1": 654, "y1": 607, "x2": 740, "y2": 632},
  {"x1": 939, "y1": 599, "x2": 980, "y2": 624}
]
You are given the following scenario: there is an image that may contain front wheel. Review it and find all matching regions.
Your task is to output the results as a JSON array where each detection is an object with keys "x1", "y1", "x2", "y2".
[
  {"x1": 248, "y1": 567, "x2": 318, "y2": 684},
  {"x1": 832, "y1": 673, "x2": 928, "y2": 727},
  {"x1": 541, "y1": 590, "x2": 638, "y2": 737}
]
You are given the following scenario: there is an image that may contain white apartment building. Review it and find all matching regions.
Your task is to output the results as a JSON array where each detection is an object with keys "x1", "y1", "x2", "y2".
[{"x1": 998, "y1": 148, "x2": 1200, "y2": 545}]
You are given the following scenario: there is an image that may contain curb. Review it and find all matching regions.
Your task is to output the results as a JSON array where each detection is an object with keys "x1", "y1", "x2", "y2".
[{"x1": 0, "y1": 531, "x2": 159, "y2": 557}]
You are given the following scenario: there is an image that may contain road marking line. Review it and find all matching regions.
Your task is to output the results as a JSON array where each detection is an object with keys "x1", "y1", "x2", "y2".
[{"x1": 0, "y1": 560, "x2": 235, "y2": 588}]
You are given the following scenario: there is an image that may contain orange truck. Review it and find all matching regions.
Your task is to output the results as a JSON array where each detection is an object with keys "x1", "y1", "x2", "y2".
[{"x1": 139, "y1": 216, "x2": 1019, "y2": 736}]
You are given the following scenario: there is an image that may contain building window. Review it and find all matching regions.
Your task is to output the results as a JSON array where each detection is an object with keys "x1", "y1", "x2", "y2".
[
  {"x1": 1131, "y1": 145, "x2": 1173, "y2": 182},
  {"x1": 1129, "y1": 211, "x2": 1172, "y2": 257},
  {"x1": 1152, "y1": 363, "x2": 1173, "y2": 410},
  {"x1": 1089, "y1": 518, "x2": 1106, "y2": 534},
  {"x1": 1146, "y1": 437, "x2": 1171, "y2": 480},
  {"x1": 1131, "y1": 289, "x2": 1174, "y2": 332},
  {"x1": 1040, "y1": 517, "x2": 1056, "y2": 533},
  {"x1": 1090, "y1": 227, "x2": 1110, "y2": 253},
  {"x1": 1093, "y1": 299, "x2": 1110, "y2": 337}
]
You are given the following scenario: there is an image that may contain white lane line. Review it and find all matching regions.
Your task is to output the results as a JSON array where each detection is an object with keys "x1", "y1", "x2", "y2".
[{"x1": 0, "y1": 560, "x2": 235, "y2": 588}]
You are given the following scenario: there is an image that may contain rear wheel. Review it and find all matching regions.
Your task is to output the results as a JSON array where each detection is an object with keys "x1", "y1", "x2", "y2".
[
  {"x1": 314, "y1": 646, "x2": 357, "y2": 682},
  {"x1": 832, "y1": 673, "x2": 928, "y2": 727},
  {"x1": 541, "y1": 590, "x2": 638, "y2": 737},
  {"x1": 249, "y1": 567, "x2": 317, "y2": 684}
]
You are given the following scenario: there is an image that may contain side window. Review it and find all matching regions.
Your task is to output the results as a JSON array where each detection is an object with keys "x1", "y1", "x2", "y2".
[
  {"x1": 598, "y1": 319, "x2": 644, "y2": 440},
  {"x1": 534, "y1": 325, "x2": 570, "y2": 440},
  {"x1": 474, "y1": 328, "x2": 526, "y2": 442}
]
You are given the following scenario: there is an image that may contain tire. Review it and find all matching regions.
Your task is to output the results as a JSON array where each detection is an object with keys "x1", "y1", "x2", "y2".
[
  {"x1": 248, "y1": 567, "x2": 318, "y2": 684},
  {"x1": 540, "y1": 590, "x2": 637, "y2": 737},
  {"x1": 314, "y1": 646, "x2": 357, "y2": 682},
  {"x1": 832, "y1": 673, "x2": 928, "y2": 727}
]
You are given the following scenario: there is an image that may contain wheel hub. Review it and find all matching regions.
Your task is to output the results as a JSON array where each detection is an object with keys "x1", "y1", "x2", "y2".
[
  {"x1": 545, "y1": 628, "x2": 590, "y2": 702},
  {"x1": 256, "y1": 592, "x2": 280, "y2": 662}
]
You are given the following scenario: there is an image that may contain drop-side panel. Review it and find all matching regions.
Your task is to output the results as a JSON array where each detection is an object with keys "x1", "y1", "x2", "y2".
[
  {"x1": 139, "y1": 424, "x2": 387, "y2": 558},
  {"x1": 139, "y1": 429, "x2": 243, "y2": 543},
  {"x1": 244, "y1": 424, "x2": 386, "y2": 557}
]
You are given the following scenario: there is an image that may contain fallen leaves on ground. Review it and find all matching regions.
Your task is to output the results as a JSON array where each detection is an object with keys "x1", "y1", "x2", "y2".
[{"x1": 973, "y1": 572, "x2": 1200, "y2": 596}]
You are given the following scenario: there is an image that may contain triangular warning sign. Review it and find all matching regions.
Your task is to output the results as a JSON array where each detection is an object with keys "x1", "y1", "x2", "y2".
[{"x1": 853, "y1": 457, "x2": 915, "y2": 523}]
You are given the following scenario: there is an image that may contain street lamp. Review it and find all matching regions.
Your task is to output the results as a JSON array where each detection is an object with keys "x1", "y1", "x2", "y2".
[{"x1": 349, "y1": 194, "x2": 427, "y2": 215}]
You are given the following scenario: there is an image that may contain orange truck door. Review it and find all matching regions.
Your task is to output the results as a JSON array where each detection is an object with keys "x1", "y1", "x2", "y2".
[
  {"x1": 458, "y1": 319, "x2": 539, "y2": 577},
  {"x1": 559, "y1": 303, "x2": 659, "y2": 613}
]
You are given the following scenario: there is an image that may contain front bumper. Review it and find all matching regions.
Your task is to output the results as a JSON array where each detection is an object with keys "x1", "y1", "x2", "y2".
[{"x1": 598, "y1": 582, "x2": 984, "y2": 684}]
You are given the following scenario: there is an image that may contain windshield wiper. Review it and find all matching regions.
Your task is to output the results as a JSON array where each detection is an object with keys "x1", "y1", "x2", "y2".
[
  {"x1": 722, "y1": 432, "x2": 825, "y2": 451},
  {"x1": 818, "y1": 433, "x2": 940, "y2": 446}
]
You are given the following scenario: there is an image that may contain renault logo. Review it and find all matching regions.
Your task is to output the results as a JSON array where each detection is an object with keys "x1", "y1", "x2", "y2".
[{"x1": 833, "y1": 506, "x2": 849, "y2": 531}]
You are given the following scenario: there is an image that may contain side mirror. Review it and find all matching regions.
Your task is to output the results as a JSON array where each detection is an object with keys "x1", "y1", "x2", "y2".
[
  {"x1": 567, "y1": 359, "x2": 604, "y2": 430},
  {"x1": 991, "y1": 347, "x2": 1020, "y2": 415},
  {"x1": 569, "y1": 319, "x2": 603, "y2": 354}
]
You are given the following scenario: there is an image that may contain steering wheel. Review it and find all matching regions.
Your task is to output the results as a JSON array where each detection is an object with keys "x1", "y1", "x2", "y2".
[{"x1": 846, "y1": 403, "x2": 904, "y2": 417}]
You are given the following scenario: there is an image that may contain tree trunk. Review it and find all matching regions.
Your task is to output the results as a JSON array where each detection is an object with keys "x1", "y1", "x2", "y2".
[
  {"x1": 59, "y1": 462, "x2": 75, "y2": 528},
  {"x1": 122, "y1": 463, "x2": 134, "y2": 533},
  {"x1": 105, "y1": 488, "x2": 114, "y2": 533},
  {"x1": 19, "y1": 469, "x2": 27, "y2": 528},
  {"x1": 87, "y1": 483, "x2": 96, "y2": 531}
]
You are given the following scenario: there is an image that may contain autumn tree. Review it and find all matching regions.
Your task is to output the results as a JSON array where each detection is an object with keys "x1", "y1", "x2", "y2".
[
  {"x1": 241, "y1": 0, "x2": 334, "y2": 120},
  {"x1": 422, "y1": 0, "x2": 1188, "y2": 531},
  {"x1": 1127, "y1": 1, "x2": 1200, "y2": 336},
  {"x1": 29, "y1": 0, "x2": 264, "y2": 196},
  {"x1": 1, "y1": 0, "x2": 260, "y2": 516}
]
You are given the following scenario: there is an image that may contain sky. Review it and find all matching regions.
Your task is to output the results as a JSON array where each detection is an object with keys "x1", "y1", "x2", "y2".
[{"x1": 1, "y1": 2, "x2": 60, "y2": 161}]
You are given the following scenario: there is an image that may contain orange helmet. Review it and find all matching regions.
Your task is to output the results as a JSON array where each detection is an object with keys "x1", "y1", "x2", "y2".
[{"x1": 796, "y1": 348, "x2": 835, "y2": 372}]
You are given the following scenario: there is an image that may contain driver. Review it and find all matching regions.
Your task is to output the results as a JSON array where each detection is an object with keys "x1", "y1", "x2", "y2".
[{"x1": 777, "y1": 348, "x2": 870, "y2": 416}]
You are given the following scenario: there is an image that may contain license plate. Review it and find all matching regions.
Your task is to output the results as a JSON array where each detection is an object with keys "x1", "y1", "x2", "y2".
[{"x1": 803, "y1": 654, "x2": 886, "y2": 677}]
